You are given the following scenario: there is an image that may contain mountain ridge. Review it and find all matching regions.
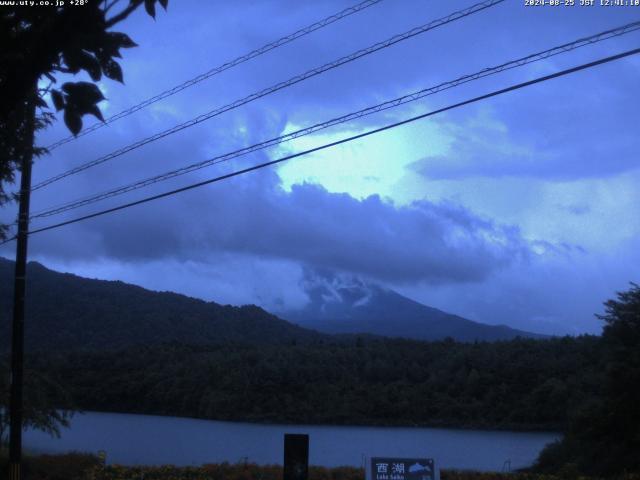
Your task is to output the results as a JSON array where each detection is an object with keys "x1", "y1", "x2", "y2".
[
  {"x1": 0, "y1": 257, "x2": 546, "y2": 351},
  {"x1": 279, "y1": 273, "x2": 547, "y2": 341},
  {"x1": 0, "y1": 257, "x2": 326, "y2": 351}
]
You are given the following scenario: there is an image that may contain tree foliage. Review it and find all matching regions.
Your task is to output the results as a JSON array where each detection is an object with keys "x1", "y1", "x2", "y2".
[
  {"x1": 0, "y1": 0, "x2": 169, "y2": 447},
  {"x1": 535, "y1": 284, "x2": 640, "y2": 476},
  {"x1": 0, "y1": 0, "x2": 169, "y2": 240},
  {"x1": 24, "y1": 335, "x2": 602, "y2": 431},
  {"x1": 0, "y1": 360, "x2": 73, "y2": 450}
]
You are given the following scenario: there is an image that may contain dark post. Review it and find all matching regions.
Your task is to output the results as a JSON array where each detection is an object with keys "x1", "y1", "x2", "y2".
[
  {"x1": 8, "y1": 86, "x2": 36, "y2": 480},
  {"x1": 283, "y1": 434, "x2": 309, "y2": 480}
]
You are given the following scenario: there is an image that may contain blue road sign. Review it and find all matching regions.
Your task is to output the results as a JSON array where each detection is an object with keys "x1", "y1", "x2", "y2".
[{"x1": 370, "y1": 457, "x2": 436, "y2": 480}]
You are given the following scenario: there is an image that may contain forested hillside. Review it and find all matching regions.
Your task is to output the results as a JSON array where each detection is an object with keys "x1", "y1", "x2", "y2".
[
  {"x1": 24, "y1": 335, "x2": 602, "y2": 431},
  {"x1": 0, "y1": 258, "x2": 325, "y2": 351}
]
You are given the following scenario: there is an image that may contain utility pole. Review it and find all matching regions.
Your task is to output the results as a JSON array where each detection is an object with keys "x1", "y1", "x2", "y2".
[{"x1": 8, "y1": 87, "x2": 37, "y2": 480}]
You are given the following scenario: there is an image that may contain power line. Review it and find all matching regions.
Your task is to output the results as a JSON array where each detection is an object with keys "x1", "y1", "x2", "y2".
[
  {"x1": 22, "y1": 47, "x2": 640, "y2": 238},
  {"x1": 43, "y1": 0, "x2": 386, "y2": 152},
  {"x1": 31, "y1": 0, "x2": 505, "y2": 192},
  {"x1": 27, "y1": 20, "x2": 640, "y2": 221}
]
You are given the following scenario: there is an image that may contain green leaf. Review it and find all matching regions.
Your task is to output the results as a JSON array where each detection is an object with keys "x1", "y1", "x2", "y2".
[
  {"x1": 108, "y1": 31, "x2": 138, "y2": 49},
  {"x1": 62, "y1": 49, "x2": 101, "y2": 80},
  {"x1": 103, "y1": 59, "x2": 124, "y2": 83},
  {"x1": 61, "y1": 82, "x2": 74, "y2": 94},
  {"x1": 144, "y1": 0, "x2": 156, "y2": 18},
  {"x1": 85, "y1": 105, "x2": 105, "y2": 122},
  {"x1": 77, "y1": 51, "x2": 102, "y2": 82},
  {"x1": 62, "y1": 82, "x2": 105, "y2": 105},
  {"x1": 64, "y1": 109, "x2": 82, "y2": 136},
  {"x1": 62, "y1": 50, "x2": 82, "y2": 74},
  {"x1": 51, "y1": 90, "x2": 65, "y2": 111}
]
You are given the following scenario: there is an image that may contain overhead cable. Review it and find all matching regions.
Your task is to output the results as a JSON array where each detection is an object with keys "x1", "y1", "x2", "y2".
[
  {"x1": 29, "y1": 20, "x2": 640, "y2": 220},
  {"x1": 31, "y1": 0, "x2": 505, "y2": 191},
  {"x1": 23, "y1": 47, "x2": 640, "y2": 237},
  {"x1": 44, "y1": 0, "x2": 386, "y2": 151}
]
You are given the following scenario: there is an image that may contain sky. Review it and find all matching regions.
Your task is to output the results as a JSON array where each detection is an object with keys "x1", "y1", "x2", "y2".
[{"x1": 1, "y1": 0, "x2": 639, "y2": 335}]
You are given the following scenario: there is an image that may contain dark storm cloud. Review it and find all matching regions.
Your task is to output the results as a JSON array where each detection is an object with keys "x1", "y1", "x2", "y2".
[{"x1": 20, "y1": 164, "x2": 530, "y2": 284}]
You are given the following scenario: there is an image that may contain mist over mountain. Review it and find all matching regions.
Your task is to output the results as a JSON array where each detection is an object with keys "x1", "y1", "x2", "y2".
[{"x1": 278, "y1": 270, "x2": 547, "y2": 341}]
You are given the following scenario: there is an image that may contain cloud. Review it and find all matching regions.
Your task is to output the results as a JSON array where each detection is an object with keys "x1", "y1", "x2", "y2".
[
  {"x1": 395, "y1": 235, "x2": 640, "y2": 336},
  {"x1": 13, "y1": 170, "x2": 531, "y2": 286},
  {"x1": 411, "y1": 60, "x2": 640, "y2": 181}
]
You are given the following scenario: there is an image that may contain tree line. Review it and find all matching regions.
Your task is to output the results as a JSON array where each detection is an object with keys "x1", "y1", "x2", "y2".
[{"x1": 15, "y1": 335, "x2": 602, "y2": 431}]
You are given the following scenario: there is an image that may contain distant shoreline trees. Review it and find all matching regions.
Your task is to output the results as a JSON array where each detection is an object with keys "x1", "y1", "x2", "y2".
[{"x1": 22, "y1": 335, "x2": 602, "y2": 432}]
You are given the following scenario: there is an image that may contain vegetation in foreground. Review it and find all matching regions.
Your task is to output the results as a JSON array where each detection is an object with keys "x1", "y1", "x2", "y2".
[
  {"x1": 3, "y1": 453, "x2": 640, "y2": 480},
  {"x1": 0, "y1": 451, "x2": 101, "y2": 480},
  {"x1": 533, "y1": 284, "x2": 640, "y2": 476}
]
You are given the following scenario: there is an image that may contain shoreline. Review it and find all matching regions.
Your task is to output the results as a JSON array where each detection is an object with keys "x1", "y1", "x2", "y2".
[{"x1": 65, "y1": 408, "x2": 564, "y2": 435}]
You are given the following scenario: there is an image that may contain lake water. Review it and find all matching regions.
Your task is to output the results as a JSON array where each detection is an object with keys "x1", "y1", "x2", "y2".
[{"x1": 24, "y1": 412, "x2": 560, "y2": 472}]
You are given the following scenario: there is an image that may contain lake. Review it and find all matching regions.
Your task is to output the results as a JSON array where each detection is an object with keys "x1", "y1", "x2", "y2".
[{"x1": 24, "y1": 412, "x2": 560, "y2": 472}]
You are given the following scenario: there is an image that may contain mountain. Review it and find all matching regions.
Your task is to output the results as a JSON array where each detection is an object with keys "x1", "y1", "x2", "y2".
[
  {"x1": 278, "y1": 273, "x2": 546, "y2": 341},
  {"x1": 0, "y1": 258, "x2": 544, "y2": 351},
  {"x1": 0, "y1": 257, "x2": 325, "y2": 352}
]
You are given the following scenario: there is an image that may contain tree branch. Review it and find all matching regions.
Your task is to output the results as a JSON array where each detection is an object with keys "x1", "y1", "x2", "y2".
[
  {"x1": 104, "y1": 0, "x2": 123, "y2": 15},
  {"x1": 105, "y1": 0, "x2": 143, "y2": 28}
]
